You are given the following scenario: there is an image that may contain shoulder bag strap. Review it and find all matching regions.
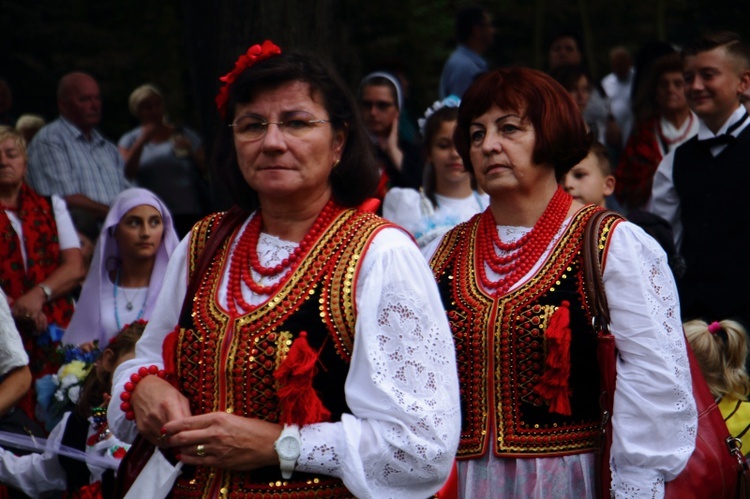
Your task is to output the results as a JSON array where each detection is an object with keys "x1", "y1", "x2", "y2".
[{"x1": 581, "y1": 208, "x2": 619, "y2": 499}]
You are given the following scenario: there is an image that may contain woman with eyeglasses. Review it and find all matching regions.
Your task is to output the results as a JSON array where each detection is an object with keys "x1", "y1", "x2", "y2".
[
  {"x1": 358, "y1": 72, "x2": 424, "y2": 197},
  {"x1": 108, "y1": 42, "x2": 459, "y2": 498}
]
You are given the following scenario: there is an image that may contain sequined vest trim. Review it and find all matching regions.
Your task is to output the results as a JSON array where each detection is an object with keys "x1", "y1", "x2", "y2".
[
  {"x1": 172, "y1": 208, "x2": 393, "y2": 498},
  {"x1": 430, "y1": 206, "x2": 622, "y2": 458}
]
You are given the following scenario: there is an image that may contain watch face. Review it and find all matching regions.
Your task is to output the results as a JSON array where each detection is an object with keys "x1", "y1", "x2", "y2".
[{"x1": 277, "y1": 435, "x2": 301, "y2": 460}]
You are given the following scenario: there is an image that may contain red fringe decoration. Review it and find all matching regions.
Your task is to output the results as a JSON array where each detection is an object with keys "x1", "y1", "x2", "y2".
[
  {"x1": 533, "y1": 301, "x2": 572, "y2": 416},
  {"x1": 162, "y1": 327, "x2": 179, "y2": 375},
  {"x1": 274, "y1": 331, "x2": 331, "y2": 426}
]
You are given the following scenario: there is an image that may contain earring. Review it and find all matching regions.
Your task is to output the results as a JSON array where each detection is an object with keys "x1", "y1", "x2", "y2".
[{"x1": 333, "y1": 159, "x2": 341, "y2": 168}]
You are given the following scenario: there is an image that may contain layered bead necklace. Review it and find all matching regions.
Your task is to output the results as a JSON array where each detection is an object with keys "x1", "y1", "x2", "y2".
[
  {"x1": 477, "y1": 187, "x2": 572, "y2": 296},
  {"x1": 227, "y1": 200, "x2": 341, "y2": 314}
]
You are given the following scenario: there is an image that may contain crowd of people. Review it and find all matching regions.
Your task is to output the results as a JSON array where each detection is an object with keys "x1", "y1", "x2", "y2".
[{"x1": 0, "y1": 5, "x2": 748, "y2": 498}]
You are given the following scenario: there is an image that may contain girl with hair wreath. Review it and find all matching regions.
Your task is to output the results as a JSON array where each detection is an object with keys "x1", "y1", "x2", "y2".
[
  {"x1": 383, "y1": 95, "x2": 488, "y2": 248},
  {"x1": 0, "y1": 321, "x2": 144, "y2": 498}
]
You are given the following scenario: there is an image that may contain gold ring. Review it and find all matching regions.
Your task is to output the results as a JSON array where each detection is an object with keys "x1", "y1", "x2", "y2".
[
  {"x1": 196, "y1": 444, "x2": 206, "y2": 457},
  {"x1": 158, "y1": 433, "x2": 168, "y2": 442}
]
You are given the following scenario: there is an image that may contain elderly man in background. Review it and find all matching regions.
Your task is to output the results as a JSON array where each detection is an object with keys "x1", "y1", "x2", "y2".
[{"x1": 27, "y1": 72, "x2": 129, "y2": 221}]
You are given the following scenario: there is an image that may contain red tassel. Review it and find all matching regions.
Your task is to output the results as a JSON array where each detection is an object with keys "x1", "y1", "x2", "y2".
[
  {"x1": 274, "y1": 331, "x2": 331, "y2": 426},
  {"x1": 358, "y1": 197, "x2": 381, "y2": 213},
  {"x1": 533, "y1": 301, "x2": 572, "y2": 416},
  {"x1": 162, "y1": 327, "x2": 179, "y2": 375}
]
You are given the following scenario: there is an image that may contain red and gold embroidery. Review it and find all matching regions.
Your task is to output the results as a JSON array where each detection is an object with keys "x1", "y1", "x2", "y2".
[
  {"x1": 172, "y1": 208, "x2": 391, "y2": 497},
  {"x1": 432, "y1": 206, "x2": 623, "y2": 458}
]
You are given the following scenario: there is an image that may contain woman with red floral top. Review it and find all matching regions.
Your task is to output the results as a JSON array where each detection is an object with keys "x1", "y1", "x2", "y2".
[
  {"x1": 615, "y1": 53, "x2": 699, "y2": 211},
  {"x1": 0, "y1": 125, "x2": 85, "y2": 419}
]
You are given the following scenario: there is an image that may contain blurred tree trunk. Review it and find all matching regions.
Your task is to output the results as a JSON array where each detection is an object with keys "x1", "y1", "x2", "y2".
[
  {"x1": 181, "y1": 0, "x2": 354, "y2": 210},
  {"x1": 534, "y1": 0, "x2": 545, "y2": 69},
  {"x1": 656, "y1": 0, "x2": 666, "y2": 41},
  {"x1": 577, "y1": 0, "x2": 598, "y2": 79}
]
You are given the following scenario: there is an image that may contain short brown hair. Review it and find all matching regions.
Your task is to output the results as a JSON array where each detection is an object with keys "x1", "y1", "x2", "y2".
[
  {"x1": 681, "y1": 31, "x2": 750, "y2": 72},
  {"x1": 588, "y1": 141, "x2": 612, "y2": 176},
  {"x1": 455, "y1": 67, "x2": 591, "y2": 178}
]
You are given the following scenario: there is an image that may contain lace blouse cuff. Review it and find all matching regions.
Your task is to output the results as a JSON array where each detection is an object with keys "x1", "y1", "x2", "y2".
[
  {"x1": 612, "y1": 465, "x2": 665, "y2": 499},
  {"x1": 295, "y1": 421, "x2": 345, "y2": 479}
]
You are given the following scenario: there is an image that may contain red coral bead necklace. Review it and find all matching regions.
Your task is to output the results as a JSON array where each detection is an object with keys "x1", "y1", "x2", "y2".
[
  {"x1": 227, "y1": 200, "x2": 340, "y2": 314},
  {"x1": 477, "y1": 186, "x2": 572, "y2": 296}
]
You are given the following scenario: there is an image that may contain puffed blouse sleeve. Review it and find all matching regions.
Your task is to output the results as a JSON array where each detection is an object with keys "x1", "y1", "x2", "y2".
[
  {"x1": 603, "y1": 221, "x2": 696, "y2": 498},
  {"x1": 295, "y1": 227, "x2": 461, "y2": 498},
  {"x1": 381, "y1": 187, "x2": 422, "y2": 234}
]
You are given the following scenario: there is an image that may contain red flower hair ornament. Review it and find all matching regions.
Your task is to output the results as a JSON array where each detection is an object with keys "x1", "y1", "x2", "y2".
[{"x1": 215, "y1": 40, "x2": 283, "y2": 119}]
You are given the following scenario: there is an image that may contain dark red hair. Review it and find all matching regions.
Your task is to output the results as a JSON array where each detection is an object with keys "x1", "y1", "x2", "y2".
[{"x1": 454, "y1": 66, "x2": 591, "y2": 178}]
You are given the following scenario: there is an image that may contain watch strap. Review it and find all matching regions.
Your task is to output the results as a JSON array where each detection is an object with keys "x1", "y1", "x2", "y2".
[
  {"x1": 275, "y1": 424, "x2": 301, "y2": 479},
  {"x1": 38, "y1": 283, "x2": 52, "y2": 301}
]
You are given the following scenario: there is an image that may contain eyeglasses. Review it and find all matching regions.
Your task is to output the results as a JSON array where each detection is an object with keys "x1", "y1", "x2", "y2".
[
  {"x1": 229, "y1": 115, "x2": 332, "y2": 141},
  {"x1": 360, "y1": 100, "x2": 395, "y2": 111}
]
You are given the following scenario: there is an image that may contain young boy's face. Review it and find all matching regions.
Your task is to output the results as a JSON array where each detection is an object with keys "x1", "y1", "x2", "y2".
[
  {"x1": 563, "y1": 153, "x2": 614, "y2": 208},
  {"x1": 683, "y1": 46, "x2": 750, "y2": 132}
]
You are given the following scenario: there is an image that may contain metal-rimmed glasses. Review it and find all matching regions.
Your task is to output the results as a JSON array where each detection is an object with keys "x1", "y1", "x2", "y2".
[{"x1": 229, "y1": 115, "x2": 332, "y2": 141}]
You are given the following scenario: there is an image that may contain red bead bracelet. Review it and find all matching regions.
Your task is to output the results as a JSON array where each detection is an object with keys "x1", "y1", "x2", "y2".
[{"x1": 120, "y1": 365, "x2": 167, "y2": 421}]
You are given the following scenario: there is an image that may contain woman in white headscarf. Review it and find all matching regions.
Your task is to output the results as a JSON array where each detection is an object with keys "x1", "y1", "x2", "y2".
[{"x1": 63, "y1": 188, "x2": 179, "y2": 346}]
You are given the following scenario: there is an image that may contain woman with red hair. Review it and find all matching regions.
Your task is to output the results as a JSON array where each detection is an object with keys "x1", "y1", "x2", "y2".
[{"x1": 424, "y1": 67, "x2": 696, "y2": 497}]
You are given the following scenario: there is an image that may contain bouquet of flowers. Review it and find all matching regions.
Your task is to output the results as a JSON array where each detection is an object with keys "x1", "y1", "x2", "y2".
[{"x1": 35, "y1": 344, "x2": 100, "y2": 432}]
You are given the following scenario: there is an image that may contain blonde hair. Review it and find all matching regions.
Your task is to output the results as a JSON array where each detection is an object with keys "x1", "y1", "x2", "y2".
[
  {"x1": 128, "y1": 83, "x2": 162, "y2": 117},
  {"x1": 685, "y1": 319, "x2": 750, "y2": 400},
  {"x1": 15, "y1": 114, "x2": 45, "y2": 142},
  {"x1": 0, "y1": 125, "x2": 27, "y2": 160}
]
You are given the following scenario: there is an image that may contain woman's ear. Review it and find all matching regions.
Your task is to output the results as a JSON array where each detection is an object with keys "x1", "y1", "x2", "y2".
[{"x1": 332, "y1": 124, "x2": 348, "y2": 160}]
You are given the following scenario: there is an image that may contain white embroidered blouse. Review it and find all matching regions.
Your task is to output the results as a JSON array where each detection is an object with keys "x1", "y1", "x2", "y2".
[
  {"x1": 108, "y1": 213, "x2": 461, "y2": 498},
  {"x1": 423, "y1": 214, "x2": 697, "y2": 499}
]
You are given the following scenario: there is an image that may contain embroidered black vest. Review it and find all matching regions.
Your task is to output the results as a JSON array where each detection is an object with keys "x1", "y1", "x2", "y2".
[
  {"x1": 171, "y1": 208, "x2": 392, "y2": 498},
  {"x1": 430, "y1": 206, "x2": 622, "y2": 458},
  {"x1": 673, "y1": 125, "x2": 750, "y2": 325}
]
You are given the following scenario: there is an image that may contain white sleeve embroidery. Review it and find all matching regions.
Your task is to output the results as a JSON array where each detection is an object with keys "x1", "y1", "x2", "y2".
[
  {"x1": 604, "y1": 221, "x2": 696, "y2": 499},
  {"x1": 296, "y1": 228, "x2": 460, "y2": 498}
]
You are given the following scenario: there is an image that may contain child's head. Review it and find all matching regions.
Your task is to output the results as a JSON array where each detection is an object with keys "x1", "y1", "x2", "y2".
[
  {"x1": 685, "y1": 319, "x2": 750, "y2": 400},
  {"x1": 562, "y1": 141, "x2": 614, "y2": 207},
  {"x1": 420, "y1": 97, "x2": 466, "y2": 206},
  {"x1": 75, "y1": 321, "x2": 146, "y2": 417},
  {"x1": 681, "y1": 32, "x2": 750, "y2": 132}
]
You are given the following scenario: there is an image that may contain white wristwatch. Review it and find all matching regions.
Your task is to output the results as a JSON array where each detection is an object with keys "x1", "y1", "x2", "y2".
[
  {"x1": 37, "y1": 283, "x2": 52, "y2": 301},
  {"x1": 274, "y1": 424, "x2": 301, "y2": 479}
]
